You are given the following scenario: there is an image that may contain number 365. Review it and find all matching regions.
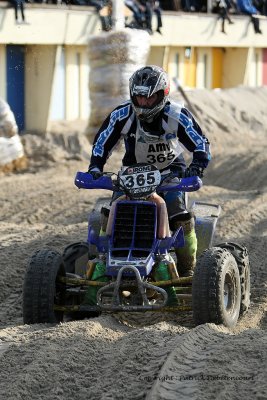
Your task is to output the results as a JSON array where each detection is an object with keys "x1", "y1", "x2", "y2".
[
  {"x1": 147, "y1": 152, "x2": 175, "y2": 163},
  {"x1": 124, "y1": 172, "x2": 155, "y2": 188}
]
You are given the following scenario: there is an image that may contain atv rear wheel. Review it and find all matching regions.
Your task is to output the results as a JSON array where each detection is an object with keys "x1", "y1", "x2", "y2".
[
  {"x1": 23, "y1": 249, "x2": 66, "y2": 324},
  {"x1": 192, "y1": 247, "x2": 241, "y2": 328},
  {"x1": 62, "y1": 241, "x2": 90, "y2": 274}
]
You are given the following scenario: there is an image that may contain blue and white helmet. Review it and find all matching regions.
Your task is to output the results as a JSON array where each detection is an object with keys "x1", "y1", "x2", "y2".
[{"x1": 129, "y1": 65, "x2": 170, "y2": 123}]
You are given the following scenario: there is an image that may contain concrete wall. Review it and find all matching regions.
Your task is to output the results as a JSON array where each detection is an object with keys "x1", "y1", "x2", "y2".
[
  {"x1": 212, "y1": 48, "x2": 224, "y2": 89},
  {"x1": 65, "y1": 46, "x2": 90, "y2": 120},
  {"x1": 25, "y1": 45, "x2": 56, "y2": 131},
  {"x1": 247, "y1": 48, "x2": 262, "y2": 87},
  {"x1": 1, "y1": 6, "x2": 266, "y2": 48},
  {"x1": 166, "y1": 47, "x2": 185, "y2": 92},
  {"x1": 222, "y1": 48, "x2": 248, "y2": 88},
  {"x1": 149, "y1": 14, "x2": 267, "y2": 48},
  {"x1": 148, "y1": 45, "x2": 265, "y2": 90},
  {"x1": 0, "y1": 6, "x2": 101, "y2": 45},
  {"x1": 197, "y1": 48, "x2": 212, "y2": 89},
  {"x1": 24, "y1": 44, "x2": 90, "y2": 130}
]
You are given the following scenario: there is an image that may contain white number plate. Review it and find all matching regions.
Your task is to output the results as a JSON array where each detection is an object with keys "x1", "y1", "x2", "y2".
[{"x1": 120, "y1": 165, "x2": 161, "y2": 197}]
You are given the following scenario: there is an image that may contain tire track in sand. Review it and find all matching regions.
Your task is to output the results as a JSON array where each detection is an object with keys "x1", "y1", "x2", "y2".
[{"x1": 146, "y1": 323, "x2": 266, "y2": 400}]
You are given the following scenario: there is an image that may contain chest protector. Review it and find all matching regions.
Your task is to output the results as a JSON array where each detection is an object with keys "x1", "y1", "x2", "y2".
[{"x1": 135, "y1": 103, "x2": 184, "y2": 170}]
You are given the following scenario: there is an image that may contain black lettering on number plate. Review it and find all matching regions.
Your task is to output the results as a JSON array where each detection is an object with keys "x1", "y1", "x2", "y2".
[
  {"x1": 136, "y1": 174, "x2": 145, "y2": 186},
  {"x1": 125, "y1": 175, "x2": 134, "y2": 188},
  {"x1": 147, "y1": 152, "x2": 175, "y2": 164},
  {"x1": 124, "y1": 172, "x2": 156, "y2": 188},
  {"x1": 147, "y1": 172, "x2": 155, "y2": 184}
]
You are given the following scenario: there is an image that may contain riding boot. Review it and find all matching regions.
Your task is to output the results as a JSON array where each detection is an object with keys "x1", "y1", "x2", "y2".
[
  {"x1": 172, "y1": 213, "x2": 197, "y2": 277},
  {"x1": 153, "y1": 261, "x2": 178, "y2": 306}
]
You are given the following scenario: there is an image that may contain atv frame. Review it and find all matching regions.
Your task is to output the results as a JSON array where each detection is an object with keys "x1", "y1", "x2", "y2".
[{"x1": 23, "y1": 172, "x2": 250, "y2": 328}]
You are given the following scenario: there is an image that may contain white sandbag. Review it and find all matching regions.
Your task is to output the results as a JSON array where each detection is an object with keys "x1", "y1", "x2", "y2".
[
  {"x1": 0, "y1": 134, "x2": 24, "y2": 166},
  {"x1": 89, "y1": 63, "x2": 142, "y2": 94},
  {"x1": 86, "y1": 28, "x2": 151, "y2": 142},
  {"x1": 0, "y1": 98, "x2": 18, "y2": 138},
  {"x1": 88, "y1": 30, "x2": 150, "y2": 63}
]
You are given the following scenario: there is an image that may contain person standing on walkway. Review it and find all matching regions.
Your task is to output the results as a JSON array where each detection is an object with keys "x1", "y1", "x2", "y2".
[{"x1": 11, "y1": 0, "x2": 26, "y2": 24}]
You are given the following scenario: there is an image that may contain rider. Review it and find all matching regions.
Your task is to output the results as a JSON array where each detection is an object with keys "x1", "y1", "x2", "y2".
[{"x1": 86, "y1": 65, "x2": 211, "y2": 304}]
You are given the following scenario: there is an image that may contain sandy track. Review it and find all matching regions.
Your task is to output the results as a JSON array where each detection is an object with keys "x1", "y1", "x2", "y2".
[
  {"x1": 0, "y1": 88, "x2": 267, "y2": 399},
  {"x1": 147, "y1": 324, "x2": 266, "y2": 400}
]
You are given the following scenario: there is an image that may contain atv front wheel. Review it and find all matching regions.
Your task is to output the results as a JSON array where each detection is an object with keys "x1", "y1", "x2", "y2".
[
  {"x1": 192, "y1": 247, "x2": 241, "y2": 328},
  {"x1": 216, "y1": 242, "x2": 250, "y2": 315},
  {"x1": 23, "y1": 249, "x2": 66, "y2": 324}
]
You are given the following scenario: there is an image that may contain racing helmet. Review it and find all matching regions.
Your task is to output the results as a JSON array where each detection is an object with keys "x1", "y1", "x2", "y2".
[{"x1": 129, "y1": 65, "x2": 170, "y2": 123}]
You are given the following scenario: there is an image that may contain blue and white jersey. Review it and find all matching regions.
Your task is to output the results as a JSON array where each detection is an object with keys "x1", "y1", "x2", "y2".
[{"x1": 89, "y1": 100, "x2": 211, "y2": 172}]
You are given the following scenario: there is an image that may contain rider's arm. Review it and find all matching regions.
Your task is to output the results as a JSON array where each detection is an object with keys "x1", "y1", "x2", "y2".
[
  {"x1": 89, "y1": 103, "x2": 131, "y2": 172},
  {"x1": 177, "y1": 107, "x2": 211, "y2": 169}
]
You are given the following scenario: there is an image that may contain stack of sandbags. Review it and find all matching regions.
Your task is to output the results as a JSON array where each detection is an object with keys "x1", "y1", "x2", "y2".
[
  {"x1": 86, "y1": 28, "x2": 151, "y2": 142},
  {"x1": 0, "y1": 99, "x2": 27, "y2": 173}
]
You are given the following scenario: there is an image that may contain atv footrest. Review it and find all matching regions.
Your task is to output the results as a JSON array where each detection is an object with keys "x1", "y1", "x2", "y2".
[{"x1": 190, "y1": 201, "x2": 221, "y2": 257}]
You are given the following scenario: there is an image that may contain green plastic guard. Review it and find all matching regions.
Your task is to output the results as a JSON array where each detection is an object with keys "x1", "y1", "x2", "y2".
[
  {"x1": 153, "y1": 262, "x2": 179, "y2": 306},
  {"x1": 83, "y1": 262, "x2": 109, "y2": 305}
]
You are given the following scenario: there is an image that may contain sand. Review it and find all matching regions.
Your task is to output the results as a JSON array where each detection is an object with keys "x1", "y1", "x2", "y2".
[{"x1": 0, "y1": 87, "x2": 266, "y2": 400}]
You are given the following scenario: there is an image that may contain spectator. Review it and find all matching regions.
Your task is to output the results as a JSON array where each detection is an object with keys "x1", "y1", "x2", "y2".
[
  {"x1": 138, "y1": 1, "x2": 162, "y2": 34},
  {"x1": 182, "y1": 0, "x2": 203, "y2": 12},
  {"x1": 153, "y1": 0, "x2": 163, "y2": 34},
  {"x1": 125, "y1": 0, "x2": 163, "y2": 34},
  {"x1": 139, "y1": 1, "x2": 153, "y2": 34},
  {"x1": 237, "y1": 0, "x2": 262, "y2": 33},
  {"x1": 11, "y1": 0, "x2": 26, "y2": 23},
  {"x1": 125, "y1": 1, "x2": 154, "y2": 34},
  {"x1": 88, "y1": 0, "x2": 113, "y2": 31},
  {"x1": 215, "y1": 0, "x2": 234, "y2": 33},
  {"x1": 253, "y1": 0, "x2": 267, "y2": 15},
  {"x1": 125, "y1": 0, "x2": 146, "y2": 28}
]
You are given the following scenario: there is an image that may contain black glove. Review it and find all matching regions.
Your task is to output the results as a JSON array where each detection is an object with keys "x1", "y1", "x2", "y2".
[
  {"x1": 87, "y1": 168, "x2": 102, "y2": 180},
  {"x1": 185, "y1": 163, "x2": 204, "y2": 178}
]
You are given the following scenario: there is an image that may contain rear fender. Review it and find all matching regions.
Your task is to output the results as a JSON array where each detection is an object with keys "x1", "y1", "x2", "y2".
[
  {"x1": 190, "y1": 201, "x2": 221, "y2": 257},
  {"x1": 88, "y1": 225, "x2": 109, "y2": 253}
]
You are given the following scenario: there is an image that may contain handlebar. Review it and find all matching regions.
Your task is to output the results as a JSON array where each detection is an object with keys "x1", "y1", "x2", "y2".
[
  {"x1": 75, "y1": 172, "x2": 202, "y2": 192},
  {"x1": 159, "y1": 176, "x2": 202, "y2": 192},
  {"x1": 75, "y1": 172, "x2": 114, "y2": 190}
]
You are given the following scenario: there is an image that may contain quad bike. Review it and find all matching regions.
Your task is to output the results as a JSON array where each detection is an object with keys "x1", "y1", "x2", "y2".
[{"x1": 22, "y1": 163, "x2": 250, "y2": 328}]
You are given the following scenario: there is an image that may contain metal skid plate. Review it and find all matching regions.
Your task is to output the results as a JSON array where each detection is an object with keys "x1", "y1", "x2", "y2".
[{"x1": 190, "y1": 201, "x2": 221, "y2": 257}]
